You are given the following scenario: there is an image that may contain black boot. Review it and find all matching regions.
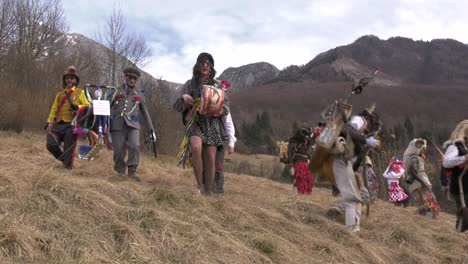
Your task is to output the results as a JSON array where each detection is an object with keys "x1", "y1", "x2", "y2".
[
  {"x1": 127, "y1": 166, "x2": 141, "y2": 181},
  {"x1": 332, "y1": 184, "x2": 340, "y2": 197}
]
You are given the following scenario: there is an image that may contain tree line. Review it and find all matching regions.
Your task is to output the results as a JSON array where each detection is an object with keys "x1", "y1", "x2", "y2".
[{"x1": 0, "y1": 0, "x2": 152, "y2": 131}]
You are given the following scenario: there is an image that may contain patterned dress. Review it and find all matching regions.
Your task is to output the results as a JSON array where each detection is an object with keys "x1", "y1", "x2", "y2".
[
  {"x1": 173, "y1": 79, "x2": 229, "y2": 146},
  {"x1": 383, "y1": 167, "x2": 408, "y2": 203},
  {"x1": 191, "y1": 112, "x2": 225, "y2": 146}
]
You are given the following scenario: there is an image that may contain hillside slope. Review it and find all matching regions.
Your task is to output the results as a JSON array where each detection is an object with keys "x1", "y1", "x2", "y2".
[
  {"x1": 229, "y1": 79, "x2": 468, "y2": 141},
  {"x1": 0, "y1": 132, "x2": 467, "y2": 263}
]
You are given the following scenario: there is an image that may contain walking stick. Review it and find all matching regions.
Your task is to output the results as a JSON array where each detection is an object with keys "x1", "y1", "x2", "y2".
[{"x1": 456, "y1": 167, "x2": 468, "y2": 232}]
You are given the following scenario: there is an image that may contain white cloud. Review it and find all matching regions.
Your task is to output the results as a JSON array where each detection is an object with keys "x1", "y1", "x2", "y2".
[{"x1": 62, "y1": 0, "x2": 468, "y2": 83}]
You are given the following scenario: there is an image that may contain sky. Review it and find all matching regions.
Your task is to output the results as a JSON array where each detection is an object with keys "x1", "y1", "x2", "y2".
[{"x1": 62, "y1": 0, "x2": 468, "y2": 83}]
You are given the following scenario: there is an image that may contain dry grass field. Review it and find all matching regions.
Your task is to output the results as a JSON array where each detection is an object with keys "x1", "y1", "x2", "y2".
[{"x1": 0, "y1": 131, "x2": 467, "y2": 263}]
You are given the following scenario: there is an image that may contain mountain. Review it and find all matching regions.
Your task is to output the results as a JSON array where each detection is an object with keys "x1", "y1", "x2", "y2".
[
  {"x1": 218, "y1": 62, "x2": 279, "y2": 91},
  {"x1": 273, "y1": 35, "x2": 468, "y2": 84},
  {"x1": 220, "y1": 35, "x2": 468, "y2": 89},
  {"x1": 226, "y1": 36, "x2": 468, "y2": 145}
]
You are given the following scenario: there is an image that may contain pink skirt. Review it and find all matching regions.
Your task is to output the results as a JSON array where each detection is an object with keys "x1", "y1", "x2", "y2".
[{"x1": 388, "y1": 182, "x2": 408, "y2": 202}]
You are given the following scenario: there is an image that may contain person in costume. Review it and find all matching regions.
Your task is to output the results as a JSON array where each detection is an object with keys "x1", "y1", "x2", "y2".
[
  {"x1": 442, "y1": 120, "x2": 468, "y2": 211},
  {"x1": 110, "y1": 67, "x2": 155, "y2": 181},
  {"x1": 173, "y1": 52, "x2": 230, "y2": 194},
  {"x1": 383, "y1": 156, "x2": 408, "y2": 205},
  {"x1": 45, "y1": 66, "x2": 90, "y2": 170},
  {"x1": 212, "y1": 112, "x2": 236, "y2": 193},
  {"x1": 313, "y1": 122, "x2": 326, "y2": 139},
  {"x1": 318, "y1": 103, "x2": 381, "y2": 233},
  {"x1": 361, "y1": 156, "x2": 379, "y2": 203},
  {"x1": 403, "y1": 138, "x2": 440, "y2": 219},
  {"x1": 288, "y1": 127, "x2": 314, "y2": 194}
]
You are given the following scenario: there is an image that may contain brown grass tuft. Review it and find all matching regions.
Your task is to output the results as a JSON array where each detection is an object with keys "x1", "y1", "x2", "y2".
[{"x1": 0, "y1": 131, "x2": 467, "y2": 263}]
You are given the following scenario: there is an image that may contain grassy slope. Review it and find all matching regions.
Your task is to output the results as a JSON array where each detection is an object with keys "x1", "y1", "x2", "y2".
[{"x1": 0, "y1": 132, "x2": 467, "y2": 264}]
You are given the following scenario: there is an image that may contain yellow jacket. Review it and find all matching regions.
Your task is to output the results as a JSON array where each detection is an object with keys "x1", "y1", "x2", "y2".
[{"x1": 47, "y1": 86, "x2": 90, "y2": 123}]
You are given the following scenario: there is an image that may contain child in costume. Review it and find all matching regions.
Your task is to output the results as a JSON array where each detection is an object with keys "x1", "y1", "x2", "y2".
[{"x1": 383, "y1": 157, "x2": 408, "y2": 204}]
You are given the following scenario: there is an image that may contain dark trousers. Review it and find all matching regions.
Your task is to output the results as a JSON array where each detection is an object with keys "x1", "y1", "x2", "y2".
[
  {"x1": 214, "y1": 145, "x2": 225, "y2": 193},
  {"x1": 203, "y1": 144, "x2": 225, "y2": 193},
  {"x1": 454, "y1": 193, "x2": 468, "y2": 210},
  {"x1": 46, "y1": 123, "x2": 76, "y2": 169},
  {"x1": 111, "y1": 124, "x2": 140, "y2": 174}
]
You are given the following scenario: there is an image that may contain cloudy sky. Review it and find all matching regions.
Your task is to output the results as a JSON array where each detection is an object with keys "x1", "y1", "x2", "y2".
[{"x1": 62, "y1": 0, "x2": 467, "y2": 83}]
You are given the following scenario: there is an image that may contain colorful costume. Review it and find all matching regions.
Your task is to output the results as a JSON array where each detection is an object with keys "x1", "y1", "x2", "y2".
[
  {"x1": 174, "y1": 79, "x2": 229, "y2": 147},
  {"x1": 362, "y1": 156, "x2": 379, "y2": 203},
  {"x1": 442, "y1": 120, "x2": 468, "y2": 211},
  {"x1": 313, "y1": 102, "x2": 381, "y2": 232},
  {"x1": 46, "y1": 66, "x2": 90, "y2": 170},
  {"x1": 173, "y1": 52, "x2": 230, "y2": 194},
  {"x1": 383, "y1": 157, "x2": 408, "y2": 203},
  {"x1": 403, "y1": 138, "x2": 440, "y2": 219},
  {"x1": 288, "y1": 128, "x2": 314, "y2": 194}
]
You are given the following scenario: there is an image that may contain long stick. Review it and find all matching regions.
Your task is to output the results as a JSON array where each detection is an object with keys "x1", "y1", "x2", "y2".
[
  {"x1": 459, "y1": 167, "x2": 467, "y2": 208},
  {"x1": 425, "y1": 137, "x2": 445, "y2": 158}
]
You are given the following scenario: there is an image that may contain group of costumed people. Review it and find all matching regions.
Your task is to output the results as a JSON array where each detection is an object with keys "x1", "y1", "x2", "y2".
[
  {"x1": 45, "y1": 52, "x2": 236, "y2": 190},
  {"x1": 284, "y1": 93, "x2": 467, "y2": 233},
  {"x1": 44, "y1": 54, "x2": 467, "y2": 234},
  {"x1": 279, "y1": 101, "x2": 382, "y2": 232},
  {"x1": 45, "y1": 65, "x2": 155, "y2": 181}
]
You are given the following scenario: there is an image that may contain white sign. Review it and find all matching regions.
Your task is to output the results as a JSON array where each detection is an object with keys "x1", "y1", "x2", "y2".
[{"x1": 93, "y1": 100, "x2": 110, "y2": 116}]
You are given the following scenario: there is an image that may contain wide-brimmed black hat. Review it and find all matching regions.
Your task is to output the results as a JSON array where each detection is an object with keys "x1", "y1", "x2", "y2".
[{"x1": 196, "y1": 52, "x2": 214, "y2": 66}]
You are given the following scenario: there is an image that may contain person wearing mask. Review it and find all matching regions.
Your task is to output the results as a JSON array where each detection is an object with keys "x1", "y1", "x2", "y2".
[{"x1": 173, "y1": 52, "x2": 230, "y2": 194}]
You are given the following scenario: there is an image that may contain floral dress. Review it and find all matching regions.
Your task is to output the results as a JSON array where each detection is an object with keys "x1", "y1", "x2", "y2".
[
  {"x1": 383, "y1": 167, "x2": 408, "y2": 203},
  {"x1": 174, "y1": 79, "x2": 230, "y2": 146}
]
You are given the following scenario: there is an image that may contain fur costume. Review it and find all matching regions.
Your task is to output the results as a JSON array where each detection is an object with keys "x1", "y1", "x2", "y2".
[
  {"x1": 442, "y1": 120, "x2": 468, "y2": 231},
  {"x1": 443, "y1": 120, "x2": 468, "y2": 148},
  {"x1": 317, "y1": 103, "x2": 380, "y2": 232},
  {"x1": 403, "y1": 138, "x2": 440, "y2": 219}
]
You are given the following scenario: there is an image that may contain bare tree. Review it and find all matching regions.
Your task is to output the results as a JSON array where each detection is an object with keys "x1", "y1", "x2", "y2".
[
  {"x1": 0, "y1": 0, "x2": 67, "y2": 131},
  {"x1": 98, "y1": 5, "x2": 152, "y2": 85},
  {"x1": 10, "y1": 0, "x2": 67, "y2": 89},
  {"x1": 100, "y1": 6, "x2": 126, "y2": 85},
  {"x1": 124, "y1": 33, "x2": 152, "y2": 67},
  {"x1": 141, "y1": 78, "x2": 183, "y2": 155},
  {"x1": 0, "y1": 0, "x2": 14, "y2": 74}
]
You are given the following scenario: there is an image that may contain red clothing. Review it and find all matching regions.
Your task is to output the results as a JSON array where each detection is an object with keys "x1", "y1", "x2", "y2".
[
  {"x1": 294, "y1": 161, "x2": 313, "y2": 194},
  {"x1": 388, "y1": 182, "x2": 408, "y2": 202}
]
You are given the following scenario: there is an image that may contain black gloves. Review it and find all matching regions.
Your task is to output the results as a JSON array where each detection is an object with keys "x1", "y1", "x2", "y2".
[{"x1": 70, "y1": 104, "x2": 79, "y2": 111}]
